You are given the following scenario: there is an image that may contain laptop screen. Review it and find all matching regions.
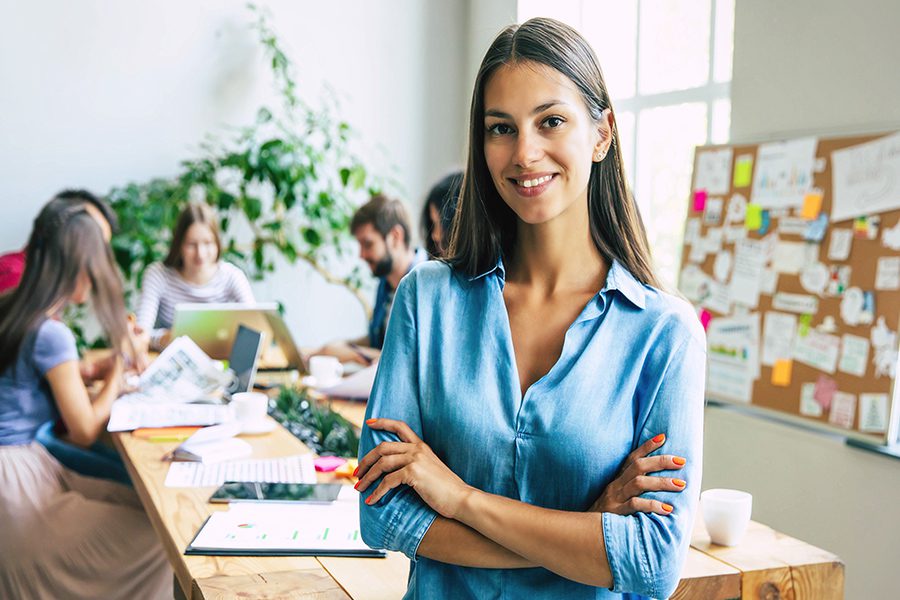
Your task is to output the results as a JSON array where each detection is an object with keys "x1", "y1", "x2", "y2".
[{"x1": 227, "y1": 325, "x2": 264, "y2": 398}]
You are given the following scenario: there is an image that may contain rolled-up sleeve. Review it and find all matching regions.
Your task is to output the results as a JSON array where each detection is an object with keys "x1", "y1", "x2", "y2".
[
  {"x1": 603, "y1": 318, "x2": 706, "y2": 599},
  {"x1": 358, "y1": 272, "x2": 438, "y2": 560}
]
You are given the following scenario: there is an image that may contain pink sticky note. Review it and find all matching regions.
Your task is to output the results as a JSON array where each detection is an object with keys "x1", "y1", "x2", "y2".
[
  {"x1": 813, "y1": 375, "x2": 837, "y2": 412},
  {"x1": 314, "y1": 456, "x2": 348, "y2": 472},
  {"x1": 693, "y1": 189, "x2": 707, "y2": 212},
  {"x1": 699, "y1": 309, "x2": 712, "y2": 330}
]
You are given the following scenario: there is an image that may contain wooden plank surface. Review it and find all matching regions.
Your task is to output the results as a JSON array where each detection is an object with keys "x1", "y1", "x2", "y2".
[
  {"x1": 692, "y1": 520, "x2": 844, "y2": 599},
  {"x1": 113, "y1": 417, "x2": 408, "y2": 600}
]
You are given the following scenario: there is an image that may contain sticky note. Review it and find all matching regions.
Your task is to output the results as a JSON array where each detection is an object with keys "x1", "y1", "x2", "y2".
[
  {"x1": 693, "y1": 189, "x2": 707, "y2": 212},
  {"x1": 699, "y1": 309, "x2": 712, "y2": 330},
  {"x1": 759, "y1": 210, "x2": 771, "y2": 235},
  {"x1": 314, "y1": 455, "x2": 348, "y2": 472},
  {"x1": 772, "y1": 359, "x2": 792, "y2": 387},
  {"x1": 798, "y1": 313, "x2": 813, "y2": 337},
  {"x1": 801, "y1": 192, "x2": 823, "y2": 220},
  {"x1": 733, "y1": 155, "x2": 753, "y2": 188},
  {"x1": 745, "y1": 203, "x2": 763, "y2": 230}
]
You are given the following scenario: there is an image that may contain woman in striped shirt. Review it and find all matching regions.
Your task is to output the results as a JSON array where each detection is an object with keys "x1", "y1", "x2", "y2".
[{"x1": 136, "y1": 203, "x2": 254, "y2": 349}]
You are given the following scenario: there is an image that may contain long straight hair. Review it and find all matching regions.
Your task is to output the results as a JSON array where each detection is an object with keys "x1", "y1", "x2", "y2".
[
  {"x1": 163, "y1": 202, "x2": 222, "y2": 270},
  {"x1": 0, "y1": 200, "x2": 131, "y2": 373},
  {"x1": 446, "y1": 18, "x2": 660, "y2": 289}
]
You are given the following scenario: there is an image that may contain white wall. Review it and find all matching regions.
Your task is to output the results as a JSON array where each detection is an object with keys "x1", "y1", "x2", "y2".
[
  {"x1": 0, "y1": 0, "x2": 468, "y2": 345},
  {"x1": 707, "y1": 1, "x2": 900, "y2": 598}
]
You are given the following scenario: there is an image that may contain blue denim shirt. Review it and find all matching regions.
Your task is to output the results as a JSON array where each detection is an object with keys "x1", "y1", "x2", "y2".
[{"x1": 359, "y1": 259, "x2": 706, "y2": 599}]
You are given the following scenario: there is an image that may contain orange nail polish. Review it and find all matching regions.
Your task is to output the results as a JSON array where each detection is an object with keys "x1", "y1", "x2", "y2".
[
  {"x1": 673, "y1": 479, "x2": 686, "y2": 488},
  {"x1": 673, "y1": 457, "x2": 686, "y2": 466},
  {"x1": 652, "y1": 433, "x2": 665, "y2": 444},
  {"x1": 365, "y1": 496, "x2": 374, "y2": 505},
  {"x1": 662, "y1": 503, "x2": 673, "y2": 512},
  {"x1": 366, "y1": 418, "x2": 377, "y2": 425}
]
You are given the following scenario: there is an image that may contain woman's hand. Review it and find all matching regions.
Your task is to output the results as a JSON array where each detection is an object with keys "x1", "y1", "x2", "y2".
[
  {"x1": 589, "y1": 433, "x2": 687, "y2": 516},
  {"x1": 355, "y1": 418, "x2": 473, "y2": 519}
]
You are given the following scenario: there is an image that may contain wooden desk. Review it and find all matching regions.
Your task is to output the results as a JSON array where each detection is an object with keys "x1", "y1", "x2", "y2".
[{"x1": 114, "y1": 399, "x2": 842, "y2": 599}]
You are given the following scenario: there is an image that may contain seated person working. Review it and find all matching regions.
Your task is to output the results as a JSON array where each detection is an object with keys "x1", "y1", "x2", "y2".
[
  {"x1": 136, "y1": 202, "x2": 255, "y2": 350},
  {"x1": 317, "y1": 194, "x2": 427, "y2": 365}
]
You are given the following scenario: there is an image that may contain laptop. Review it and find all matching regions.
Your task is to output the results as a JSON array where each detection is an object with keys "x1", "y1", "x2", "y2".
[
  {"x1": 224, "y1": 325, "x2": 265, "y2": 400},
  {"x1": 171, "y1": 303, "x2": 305, "y2": 370}
]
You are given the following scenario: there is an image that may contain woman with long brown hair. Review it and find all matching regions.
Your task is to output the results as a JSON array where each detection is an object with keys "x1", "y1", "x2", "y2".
[
  {"x1": 136, "y1": 201, "x2": 254, "y2": 349},
  {"x1": 0, "y1": 199, "x2": 170, "y2": 598},
  {"x1": 355, "y1": 18, "x2": 705, "y2": 598}
]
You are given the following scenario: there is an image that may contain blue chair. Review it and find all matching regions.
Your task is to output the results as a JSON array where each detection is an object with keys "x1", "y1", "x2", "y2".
[{"x1": 36, "y1": 420, "x2": 132, "y2": 486}]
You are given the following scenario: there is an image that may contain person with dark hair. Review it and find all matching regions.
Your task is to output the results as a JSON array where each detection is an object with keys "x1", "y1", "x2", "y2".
[
  {"x1": 136, "y1": 202, "x2": 254, "y2": 349},
  {"x1": 0, "y1": 200, "x2": 171, "y2": 598},
  {"x1": 0, "y1": 189, "x2": 116, "y2": 294},
  {"x1": 355, "y1": 18, "x2": 704, "y2": 599},
  {"x1": 316, "y1": 193, "x2": 427, "y2": 365},
  {"x1": 420, "y1": 171, "x2": 463, "y2": 258}
]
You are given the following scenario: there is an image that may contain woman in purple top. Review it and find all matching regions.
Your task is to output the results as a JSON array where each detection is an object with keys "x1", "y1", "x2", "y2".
[{"x1": 0, "y1": 198, "x2": 170, "y2": 598}]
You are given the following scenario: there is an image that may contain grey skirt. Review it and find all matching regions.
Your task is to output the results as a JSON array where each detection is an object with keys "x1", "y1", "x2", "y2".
[{"x1": 0, "y1": 442, "x2": 171, "y2": 599}]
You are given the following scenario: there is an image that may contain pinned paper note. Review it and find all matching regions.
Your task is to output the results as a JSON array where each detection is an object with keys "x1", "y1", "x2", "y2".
[
  {"x1": 684, "y1": 218, "x2": 701, "y2": 245},
  {"x1": 817, "y1": 315, "x2": 837, "y2": 334},
  {"x1": 875, "y1": 256, "x2": 900, "y2": 290},
  {"x1": 679, "y1": 264, "x2": 710, "y2": 302},
  {"x1": 838, "y1": 334, "x2": 870, "y2": 377},
  {"x1": 840, "y1": 287, "x2": 865, "y2": 326},
  {"x1": 772, "y1": 292, "x2": 819, "y2": 314},
  {"x1": 733, "y1": 154, "x2": 754, "y2": 188},
  {"x1": 745, "y1": 203, "x2": 763, "y2": 230},
  {"x1": 853, "y1": 215, "x2": 880, "y2": 240},
  {"x1": 799, "y1": 383, "x2": 822, "y2": 417},
  {"x1": 760, "y1": 268, "x2": 778, "y2": 295},
  {"x1": 778, "y1": 216, "x2": 809, "y2": 237},
  {"x1": 827, "y1": 229, "x2": 853, "y2": 261},
  {"x1": 693, "y1": 189, "x2": 708, "y2": 212},
  {"x1": 751, "y1": 137, "x2": 817, "y2": 209},
  {"x1": 800, "y1": 191, "x2": 823, "y2": 220},
  {"x1": 828, "y1": 392, "x2": 857, "y2": 430},
  {"x1": 762, "y1": 311, "x2": 797, "y2": 366},
  {"x1": 694, "y1": 148, "x2": 733, "y2": 195},
  {"x1": 803, "y1": 214, "x2": 828, "y2": 242},
  {"x1": 799, "y1": 262, "x2": 828, "y2": 295},
  {"x1": 798, "y1": 313, "x2": 812, "y2": 337},
  {"x1": 772, "y1": 241, "x2": 808, "y2": 275},
  {"x1": 830, "y1": 131, "x2": 900, "y2": 222},
  {"x1": 870, "y1": 317, "x2": 898, "y2": 379},
  {"x1": 771, "y1": 359, "x2": 792, "y2": 386},
  {"x1": 704, "y1": 197, "x2": 724, "y2": 225},
  {"x1": 730, "y1": 239, "x2": 764, "y2": 308},
  {"x1": 859, "y1": 394, "x2": 888, "y2": 433},
  {"x1": 882, "y1": 218, "x2": 900, "y2": 250},
  {"x1": 793, "y1": 329, "x2": 840, "y2": 374},
  {"x1": 713, "y1": 250, "x2": 733, "y2": 283},
  {"x1": 726, "y1": 193, "x2": 748, "y2": 223},
  {"x1": 759, "y1": 210, "x2": 771, "y2": 235},
  {"x1": 826, "y1": 265, "x2": 851, "y2": 297},
  {"x1": 813, "y1": 375, "x2": 837, "y2": 411}
]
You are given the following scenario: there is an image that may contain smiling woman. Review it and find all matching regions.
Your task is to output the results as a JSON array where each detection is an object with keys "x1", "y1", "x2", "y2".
[{"x1": 356, "y1": 17, "x2": 706, "y2": 600}]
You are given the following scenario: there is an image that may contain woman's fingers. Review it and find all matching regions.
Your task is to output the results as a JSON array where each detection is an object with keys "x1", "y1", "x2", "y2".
[
  {"x1": 355, "y1": 453, "x2": 410, "y2": 492},
  {"x1": 621, "y1": 475, "x2": 687, "y2": 498},
  {"x1": 627, "y1": 432, "x2": 667, "y2": 463},
  {"x1": 355, "y1": 440, "x2": 409, "y2": 479},
  {"x1": 634, "y1": 454, "x2": 687, "y2": 474},
  {"x1": 616, "y1": 496, "x2": 676, "y2": 516},
  {"x1": 366, "y1": 417, "x2": 421, "y2": 444},
  {"x1": 364, "y1": 471, "x2": 405, "y2": 506}
]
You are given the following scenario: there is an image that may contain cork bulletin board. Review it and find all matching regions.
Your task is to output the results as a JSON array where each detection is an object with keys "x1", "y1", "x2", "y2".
[{"x1": 678, "y1": 132, "x2": 900, "y2": 444}]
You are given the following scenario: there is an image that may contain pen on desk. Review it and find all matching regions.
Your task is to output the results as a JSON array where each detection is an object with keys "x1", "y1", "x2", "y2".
[{"x1": 347, "y1": 343, "x2": 374, "y2": 366}]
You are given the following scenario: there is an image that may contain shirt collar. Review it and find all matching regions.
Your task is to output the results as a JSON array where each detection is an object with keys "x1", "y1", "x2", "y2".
[
  {"x1": 602, "y1": 259, "x2": 647, "y2": 310},
  {"x1": 467, "y1": 258, "x2": 506, "y2": 283}
]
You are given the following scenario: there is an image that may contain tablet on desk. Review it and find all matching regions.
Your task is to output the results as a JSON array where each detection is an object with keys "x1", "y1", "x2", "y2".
[{"x1": 209, "y1": 482, "x2": 343, "y2": 504}]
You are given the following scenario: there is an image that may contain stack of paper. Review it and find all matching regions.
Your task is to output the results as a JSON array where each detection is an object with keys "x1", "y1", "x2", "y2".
[
  {"x1": 171, "y1": 423, "x2": 251, "y2": 463},
  {"x1": 164, "y1": 454, "x2": 316, "y2": 487},
  {"x1": 185, "y1": 486, "x2": 384, "y2": 557}
]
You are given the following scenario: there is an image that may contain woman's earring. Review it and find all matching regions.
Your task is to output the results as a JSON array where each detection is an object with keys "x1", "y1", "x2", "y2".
[{"x1": 594, "y1": 150, "x2": 606, "y2": 162}]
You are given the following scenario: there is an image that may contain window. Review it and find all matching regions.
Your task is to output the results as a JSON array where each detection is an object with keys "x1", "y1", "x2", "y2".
[{"x1": 518, "y1": 0, "x2": 734, "y2": 288}]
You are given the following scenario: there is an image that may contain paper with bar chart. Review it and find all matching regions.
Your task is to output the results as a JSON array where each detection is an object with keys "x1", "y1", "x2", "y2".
[{"x1": 185, "y1": 486, "x2": 384, "y2": 557}]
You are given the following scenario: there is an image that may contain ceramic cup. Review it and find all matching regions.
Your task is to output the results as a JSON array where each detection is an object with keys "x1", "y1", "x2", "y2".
[
  {"x1": 701, "y1": 488, "x2": 753, "y2": 546},
  {"x1": 309, "y1": 355, "x2": 344, "y2": 387},
  {"x1": 230, "y1": 391, "x2": 269, "y2": 425}
]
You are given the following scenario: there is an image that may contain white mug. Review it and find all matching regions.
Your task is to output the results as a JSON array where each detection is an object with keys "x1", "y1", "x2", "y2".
[
  {"x1": 701, "y1": 488, "x2": 753, "y2": 546},
  {"x1": 309, "y1": 355, "x2": 344, "y2": 387},
  {"x1": 230, "y1": 391, "x2": 269, "y2": 424}
]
